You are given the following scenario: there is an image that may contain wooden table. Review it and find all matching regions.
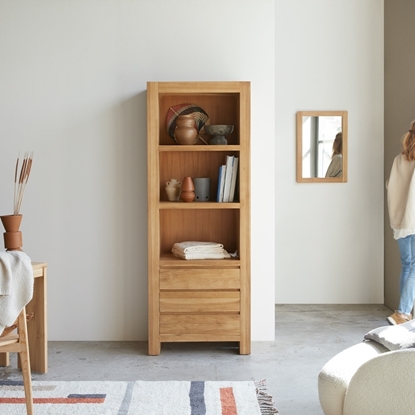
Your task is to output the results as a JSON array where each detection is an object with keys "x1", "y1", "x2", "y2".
[{"x1": 0, "y1": 262, "x2": 48, "y2": 373}]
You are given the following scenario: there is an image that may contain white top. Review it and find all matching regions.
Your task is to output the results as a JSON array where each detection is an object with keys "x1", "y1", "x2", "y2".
[
  {"x1": 325, "y1": 154, "x2": 343, "y2": 178},
  {"x1": 387, "y1": 154, "x2": 415, "y2": 239}
]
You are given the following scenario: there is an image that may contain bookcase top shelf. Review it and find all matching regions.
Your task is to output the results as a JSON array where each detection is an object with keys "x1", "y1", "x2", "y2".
[
  {"x1": 158, "y1": 145, "x2": 241, "y2": 152},
  {"x1": 149, "y1": 81, "x2": 250, "y2": 95},
  {"x1": 159, "y1": 202, "x2": 240, "y2": 209}
]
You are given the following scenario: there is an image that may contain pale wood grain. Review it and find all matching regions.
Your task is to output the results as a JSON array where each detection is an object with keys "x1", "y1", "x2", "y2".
[{"x1": 160, "y1": 268, "x2": 240, "y2": 290}]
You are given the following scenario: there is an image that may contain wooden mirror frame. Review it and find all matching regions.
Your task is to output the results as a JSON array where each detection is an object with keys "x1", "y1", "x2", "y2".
[{"x1": 296, "y1": 111, "x2": 348, "y2": 183}]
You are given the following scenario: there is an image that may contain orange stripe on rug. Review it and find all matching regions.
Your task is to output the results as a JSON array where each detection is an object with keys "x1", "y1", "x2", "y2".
[
  {"x1": 0, "y1": 397, "x2": 105, "y2": 404},
  {"x1": 220, "y1": 387, "x2": 237, "y2": 415}
]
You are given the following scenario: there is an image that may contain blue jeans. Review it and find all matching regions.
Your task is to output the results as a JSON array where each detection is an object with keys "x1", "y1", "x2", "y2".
[{"x1": 397, "y1": 234, "x2": 415, "y2": 315}]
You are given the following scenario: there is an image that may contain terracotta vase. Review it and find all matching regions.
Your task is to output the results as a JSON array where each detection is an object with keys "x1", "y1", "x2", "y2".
[
  {"x1": 180, "y1": 177, "x2": 195, "y2": 202},
  {"x1": 0, "y1": 214, "x2": 23, "y2": 251},
  {"x1": 174, "y1": 115, "x2": 198, "y2": 145}
]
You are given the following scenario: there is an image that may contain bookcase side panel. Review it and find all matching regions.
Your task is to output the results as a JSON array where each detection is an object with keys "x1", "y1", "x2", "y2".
[
  {"x1": 147, "y1": 82, "x2": 161, "y2": 355},
  {"x1": 238, "y1": 83, "x2": 251, "y2": 354}
]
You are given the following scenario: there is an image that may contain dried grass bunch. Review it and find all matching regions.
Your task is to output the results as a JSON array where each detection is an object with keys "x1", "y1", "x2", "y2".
[{"x1": 13, "y1": 152, "x2": 34, "y2": 215}]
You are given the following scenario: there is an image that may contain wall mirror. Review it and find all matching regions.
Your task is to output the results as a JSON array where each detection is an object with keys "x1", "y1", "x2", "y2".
[{"x1": 296, "y1": 111, "x2": 348, "y2": 183}]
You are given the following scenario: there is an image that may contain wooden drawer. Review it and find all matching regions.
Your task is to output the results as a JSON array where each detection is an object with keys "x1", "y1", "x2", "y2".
[
  {"x1": 160, "y1": 291, "x2": 240, "y2": 313},
  {"x1": 160, "y1": 314, "x2": 240, "y2": 341},
  {"x1": 159, "y1": 268, "x2": 240, "y2": 290}
]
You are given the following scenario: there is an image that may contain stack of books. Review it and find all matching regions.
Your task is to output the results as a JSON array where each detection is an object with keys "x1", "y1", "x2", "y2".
[{"x1": 216, "y1": 155, "x2": 239, "y2": 202}]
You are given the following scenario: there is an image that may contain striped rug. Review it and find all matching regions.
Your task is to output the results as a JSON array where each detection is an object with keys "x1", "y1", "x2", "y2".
[{"x1": 0, "y1": 379, "x2": 278, "y2": 414}]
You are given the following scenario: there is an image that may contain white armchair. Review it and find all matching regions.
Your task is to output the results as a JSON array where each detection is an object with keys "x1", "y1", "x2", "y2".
[{"x1": 318, "y1": 323, "x2": 415, "y2": 415}]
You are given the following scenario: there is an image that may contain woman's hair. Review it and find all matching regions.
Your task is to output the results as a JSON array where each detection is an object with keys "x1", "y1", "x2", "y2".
[
  {"x1": 332, "y1": 132, "x2": 342, "y2": 157},
  {"x1": 402, "y1": 119, "x2": 415, "y2": 161}
]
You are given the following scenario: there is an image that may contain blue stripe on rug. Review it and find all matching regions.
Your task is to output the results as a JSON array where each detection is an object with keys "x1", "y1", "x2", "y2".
[
  {"x1": 0, "y1": 381, "x2": 24, "y2": 386},
  {"x1": 68, "y1": 394, "x2": 106, "y2": 399},
  {"x1": 117, "y1": 380, "x2": 135, "y2": 415},
  {"x1": 189, "y1": 381, "x2": 206, "y2": 415}
]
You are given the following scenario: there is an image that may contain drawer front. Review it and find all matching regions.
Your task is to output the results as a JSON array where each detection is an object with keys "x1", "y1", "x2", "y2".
[
  {"x1": 160, "y1": 314, "x2": 240, "y2": 340},
  {"x1": 160, "y1": 291, "x2": 240, "y2": 313},
  {"x1": 160, "y1": 268, "x2": 240, "y2": 290}
]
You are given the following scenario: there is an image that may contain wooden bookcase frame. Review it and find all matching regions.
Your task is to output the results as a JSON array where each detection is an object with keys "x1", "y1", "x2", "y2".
[{"x1": 147, "y1": 81, "x2": 251, "y2": 355}]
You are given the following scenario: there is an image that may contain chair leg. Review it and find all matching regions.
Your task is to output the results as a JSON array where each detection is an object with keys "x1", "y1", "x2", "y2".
[
  {"x1": 20, "y1": 348, "x2": 33, "y2": 415},
  {"x1": 18, "y1": 310, "x2": 34, "y2": 415}
]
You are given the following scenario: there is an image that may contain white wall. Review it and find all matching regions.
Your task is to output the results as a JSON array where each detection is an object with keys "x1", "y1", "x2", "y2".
[
  {"x1": 0, "y1": 0, "x2": 385, "y2": 341},
  {"x1": 0, "y1": 1, "x2": 276, "y2": 341},
  {"x1": 275, "y1": 0, "x2": 385, "y2": 303}
]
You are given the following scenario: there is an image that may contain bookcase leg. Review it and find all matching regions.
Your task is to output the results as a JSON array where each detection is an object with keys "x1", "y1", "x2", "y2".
[
  {"x1": 239, "y1": 341, "x2": 251, "y2": 355},
  {"x1": 148, "y1": 341, "x2": 161, "y2": 356}
]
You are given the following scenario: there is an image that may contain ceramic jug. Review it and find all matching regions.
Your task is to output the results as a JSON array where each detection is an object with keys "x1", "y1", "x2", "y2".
[
  {"x1": 174, "y1": 115, "x2": 198, "y2": 145},
  {"x1": 165, "y1": 179, "x2": 181, "y2": 201}
]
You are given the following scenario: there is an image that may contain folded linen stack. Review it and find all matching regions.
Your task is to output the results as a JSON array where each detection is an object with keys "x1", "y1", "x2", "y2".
[{"x1": 171, "y1": 241, "x2": 230, "y2": 260}]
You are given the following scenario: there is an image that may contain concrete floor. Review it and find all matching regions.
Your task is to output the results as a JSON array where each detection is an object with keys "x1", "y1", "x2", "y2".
[{"x1": 1, "y1": 304, "x2": 392, "y2": 415}]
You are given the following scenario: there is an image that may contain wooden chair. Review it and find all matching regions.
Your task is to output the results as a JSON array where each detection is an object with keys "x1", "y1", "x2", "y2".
[{"x1": 0, "y1": 307, "x2": 34, "y2": 415}]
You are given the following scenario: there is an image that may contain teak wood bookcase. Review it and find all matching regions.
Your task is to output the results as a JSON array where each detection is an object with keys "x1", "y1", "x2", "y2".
[{"x1": 147, "y1": 81, "x2": 250, "y2": 355}]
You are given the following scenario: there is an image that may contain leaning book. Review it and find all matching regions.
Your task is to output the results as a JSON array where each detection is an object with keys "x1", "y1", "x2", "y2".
[
  {"x1": 222, "y1": 155, "x2": 235, "y2": 202},
  {"x1": 216, "y1": 165, "x2": 226, "y2": 202},
  {"x1": 229, "y1": 157, "x2": 239, "y2": 202}
]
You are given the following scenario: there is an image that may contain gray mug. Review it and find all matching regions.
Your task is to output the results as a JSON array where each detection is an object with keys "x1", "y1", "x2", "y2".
[{"x1": 193, "y1": 177, "x2": 211, "y2": 201}]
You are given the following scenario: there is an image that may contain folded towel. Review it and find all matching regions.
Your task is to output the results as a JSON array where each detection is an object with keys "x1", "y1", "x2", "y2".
[
  {"x1": 171, "y1": 241, "x2": 231, "y2": 260},
  {"x1": 0, "y1": 250, "x2": 33, "y2": 335},
  {"x1": 172, "y1": 241, "x2": 224, "y2": 255},
  {"x1": 172, "y1": 246, "x2": 231, "y2": 260}
]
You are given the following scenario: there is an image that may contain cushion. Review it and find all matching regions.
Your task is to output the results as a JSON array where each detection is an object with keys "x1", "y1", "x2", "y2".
[{"x1": 364, "y1": 319, "x2": 415, "y2": 350}]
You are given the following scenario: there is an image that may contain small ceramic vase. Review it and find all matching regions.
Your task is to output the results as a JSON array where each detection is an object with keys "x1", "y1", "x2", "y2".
[
  {"x1": 180, "y1": 177, "x2": 195, "y2": 202},
  {"x1": 174, "y1": 115, "x2": 198, "y2": 145},
  {"x1": 0, "y1": 214, "x2": 23, "y2": 251},
  {"x1": 165, "y1": 179, "x2": 182, "y2": 201}
]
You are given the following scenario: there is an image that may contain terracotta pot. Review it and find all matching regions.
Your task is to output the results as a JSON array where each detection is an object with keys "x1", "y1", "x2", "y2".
[
  {"x1": 174, "y1": 115, "x2": 198, "y2": 145},
  {"x1": 0, "y1": 214, "x2": 23, "y2": 251},
  {"x1": 1, "y1": 214, "x2": 22, "y2": 232},
  {"x1": 180, "y1": 177, "x2": 195, "y2": 202}
]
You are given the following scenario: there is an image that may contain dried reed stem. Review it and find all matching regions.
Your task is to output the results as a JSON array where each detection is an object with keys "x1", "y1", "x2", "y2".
[{"x1": 13, "y1": 151, "x2": 34, "y2": 215}]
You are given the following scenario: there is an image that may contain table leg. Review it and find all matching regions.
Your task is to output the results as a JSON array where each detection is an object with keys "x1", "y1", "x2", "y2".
[
  {"x1": 25, "y1": 266, "x2": 48, "y2": 373},
  {"x1": 0, "y1": 350, "x2": 10, "y2": 367}
]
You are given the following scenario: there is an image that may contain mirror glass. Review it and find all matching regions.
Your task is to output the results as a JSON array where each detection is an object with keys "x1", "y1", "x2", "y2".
[{"x1": 296, "y1": 111, "x2": 348, "y2": 183}]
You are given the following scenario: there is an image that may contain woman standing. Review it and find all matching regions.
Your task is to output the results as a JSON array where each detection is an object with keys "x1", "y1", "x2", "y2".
[
  {"x1": 386, "y1": 119, "x2": 415, "y2": 324},
  {"x1": 325, "y1": 132, "x2": 343, "y2": 178}
]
